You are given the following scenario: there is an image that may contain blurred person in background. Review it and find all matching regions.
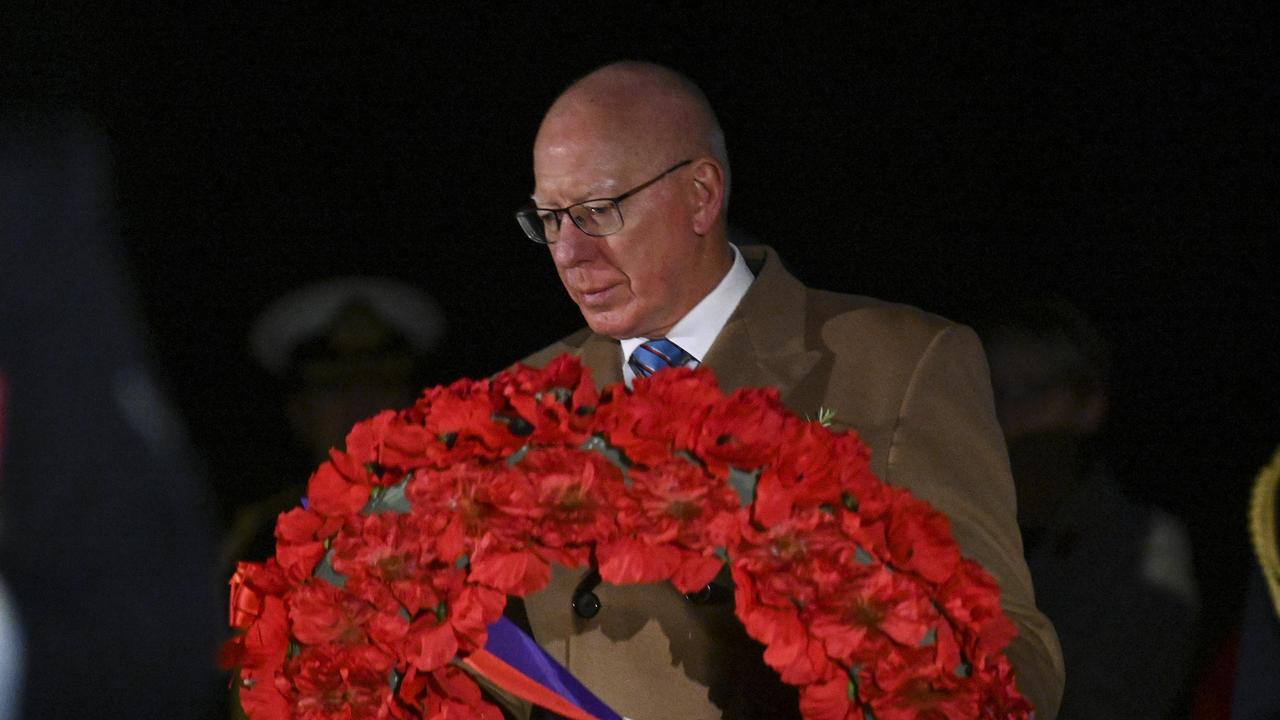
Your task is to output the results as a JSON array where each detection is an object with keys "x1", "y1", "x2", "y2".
[
  {"x1": 979, "y1": 297, "x2": 1200, "y2": 720},
  {"x1": 220, "y1": 278, "x2": 444, "y2": 570},
  {"x1": 1, "y1": 121, "x2": 221, "y2": 718}
]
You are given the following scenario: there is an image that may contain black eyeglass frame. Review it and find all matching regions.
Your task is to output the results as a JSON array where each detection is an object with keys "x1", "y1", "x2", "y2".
[{"x1": 515, "y1": 159, "x2": 694, "y2": 244}]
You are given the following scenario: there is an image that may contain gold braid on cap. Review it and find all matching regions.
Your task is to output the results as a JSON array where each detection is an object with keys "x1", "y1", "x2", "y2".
[{"x1": 1248, "y1": 444, "x2": 1280, "y2": 619}]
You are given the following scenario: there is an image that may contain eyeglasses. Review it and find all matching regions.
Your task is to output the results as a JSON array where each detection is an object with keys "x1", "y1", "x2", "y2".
[{"x1": 515, "y1": 159, "x2": 693, "y2": 244}]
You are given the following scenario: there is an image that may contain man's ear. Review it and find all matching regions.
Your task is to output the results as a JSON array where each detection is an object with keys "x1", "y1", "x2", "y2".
[{"x1": 688, "y1": 158, "x2": 725, "y2": 235}]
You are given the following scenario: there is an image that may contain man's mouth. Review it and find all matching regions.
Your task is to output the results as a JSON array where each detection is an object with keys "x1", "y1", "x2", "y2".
[{"x1": 579, "y1": 285, "x2": 617, "y2": 307}]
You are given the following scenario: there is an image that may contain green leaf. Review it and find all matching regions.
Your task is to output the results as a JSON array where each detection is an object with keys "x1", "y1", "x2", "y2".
[
  {"x1": 363, "y1": 476, "x2": 412, "y2": 515},
  {"x1": 314, "y1": 547, "x2": 347, "y2": 588},
  {"x1": 580, "y1": 434, "x2": 632, "y2": 484},
  {"x1": 842, "y1": 491, "x2": 859, "y2": 512},
  {"x1": 919, "y1": 627, "x2": 937, "y2": 647},
  {"x1": 848, "y1": 664, "x2": 862, "y2": 702},
  {"x1": 728, "y1": 466, "x2": 759, "y2": 507},
  {"x1": 506, "y1": 444, "x2": 531, "y2": 466}
]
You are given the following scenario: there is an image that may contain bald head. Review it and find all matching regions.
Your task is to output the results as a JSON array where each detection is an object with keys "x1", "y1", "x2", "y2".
[
  {"x1": 528, "y1": 62, "x2": 735, "y2": 340},
  {"x1": 536, "y1": 62, "x2": 730, "y2": 210}
]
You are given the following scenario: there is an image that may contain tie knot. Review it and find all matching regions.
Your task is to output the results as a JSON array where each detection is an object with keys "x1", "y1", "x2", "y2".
[{"x1": 628, "y1": 338, "x2": 693, "y2": 379}]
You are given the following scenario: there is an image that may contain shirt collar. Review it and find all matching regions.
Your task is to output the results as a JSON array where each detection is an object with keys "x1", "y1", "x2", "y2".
[{"x1": 620, "y1": 244, "x2": 754, "y2": 383}]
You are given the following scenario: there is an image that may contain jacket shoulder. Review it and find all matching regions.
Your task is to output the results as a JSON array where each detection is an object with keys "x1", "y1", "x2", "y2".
[{"x1": 805, "y1": 289, "x2": 964, "y2": 355}]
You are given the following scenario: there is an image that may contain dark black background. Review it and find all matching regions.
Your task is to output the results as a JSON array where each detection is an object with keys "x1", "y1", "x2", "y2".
[{"x1": 6, "y1": 2, "x2": 1276, "y2": 667}]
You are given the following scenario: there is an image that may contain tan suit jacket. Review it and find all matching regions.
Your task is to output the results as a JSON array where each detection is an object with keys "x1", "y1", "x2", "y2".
[{"x1": 518, "y1": 245, "x2": 1064, "y2": 719}]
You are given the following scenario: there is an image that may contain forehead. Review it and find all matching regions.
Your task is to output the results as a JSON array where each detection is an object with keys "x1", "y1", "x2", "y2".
[
  {"x1": 531, "y1": 136, "x2": 635, "y2": 205},
  {"x1": 531, "y1": 96, "x2": 659, "y2": 204}
]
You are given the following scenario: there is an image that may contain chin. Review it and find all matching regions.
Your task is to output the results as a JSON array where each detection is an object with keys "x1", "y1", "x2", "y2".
[{"x1": 582, "y1": 310, "x2": 638, "y2": 340}]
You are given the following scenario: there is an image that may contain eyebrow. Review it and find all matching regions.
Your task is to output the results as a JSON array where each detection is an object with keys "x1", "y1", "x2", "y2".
[
  {"x1": 530, "y1": 190, "x2": 610, "y2": 209},
  {"x1": 530, "y1": 177, "x2": 623, "y2": 209}
]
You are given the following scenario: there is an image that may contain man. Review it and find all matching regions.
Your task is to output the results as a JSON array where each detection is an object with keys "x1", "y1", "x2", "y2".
[
  {"x1": 979, "y1": 299, "x2": 1198, "y2": 719},
  {"x1": 515, "y1": 62, "x2": 1064, "y2": 719}
]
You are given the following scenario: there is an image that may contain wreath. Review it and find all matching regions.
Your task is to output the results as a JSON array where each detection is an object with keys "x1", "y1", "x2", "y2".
[{"x1": 222, "y1": 356, "x2": 1032, "y2": 719}]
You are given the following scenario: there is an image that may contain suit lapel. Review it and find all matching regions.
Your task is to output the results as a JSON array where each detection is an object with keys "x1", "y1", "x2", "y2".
[
  {"x1": 577, "y1": 332, "x2": 624, "y2": 389},
  {"x1": 702, "y1": 245, "x2": 825, "y2": 410},
  {"x1": 564, "y1": 245, "x2": 825, "y2": 404}
]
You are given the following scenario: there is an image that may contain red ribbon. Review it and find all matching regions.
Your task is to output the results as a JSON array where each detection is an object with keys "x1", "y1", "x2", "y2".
[
  {"x1": 228, "y1": 563, "x2": 264, "y2": 629},
  {"x1": 462, "y1": 649, "x2": 603, "y2": 720}
]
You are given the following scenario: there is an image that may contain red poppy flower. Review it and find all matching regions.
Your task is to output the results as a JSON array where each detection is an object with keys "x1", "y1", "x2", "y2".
[
  {"x1": 275, "y1": 507, "x2": 343, "y2": 581},
  {"x1": 494, "y1": 355, "x2": 598, "y2": 446},
  {"x1": 307, "y1": 448, "x2": 374, "y2": 518},
  {"x1": 807, "y1": 565, "x2": 938, "y2": 666},
  {"x1": 421, "y1": 380, "x2": 525, "y2": 462},
  {"x1": 753, "y1": 422, "x2": 872, "y2": 527},
  {"x1": 517, "y1": 447, "x2": 622, "y2": 549},
  {"x1": 694, "y1": 386, "x2": 793, "y2": 473},
  {"x1": 376, "y1": 566, "x2": 504, "y2": 672},
  {"x1": 230, "y1": 594, "x2": 292, "y2": 720},
  {"x1": 287, "y1": 642, "x2": 397, "y2": 720},
  {"x1": 406, "y1": 461, "x2": 541, "y2": 558},
  {"x1": 468, "y1": 545, "x2": 552, "y2": 596},
  {"x1": 344, "y1": 409, "x2": 399, "y2": 476},
  {"x1": 937, "y1": 560, "x2": 1018, "y2": 664},
  {"x1": 596, "y1": 366, "x2": 723, "y2": 467},
  {"x1": 398, "y1": 664, "x2": 504, "y2": 720},
  {"x1": 229, "y1": 355, "x2": 1032, "y2": 720},
  {"x1": 288, "y1": 579, "x2": 378, "y2": 646},
  {"x1": 885, "y1": 493, "x2": 961, "y2": 586},
  {"x1": 798, "y1": 670, "x2": 863, "y2": 720},
  {"x1": 236, "y1": 593, "x2": 290, "y2": 673},
  {"x1": 976, "y1": 655, "x2": 1034, "y2": 720},
  {"x1": 331, "y1": 512, "x2": 442, "y2": 614},
  {"x1": 860, "y1": 653, "x2": 979, "y2": 720},
  {"x1": 598, "y1": 460, "x2": 740, "y2": 591}
]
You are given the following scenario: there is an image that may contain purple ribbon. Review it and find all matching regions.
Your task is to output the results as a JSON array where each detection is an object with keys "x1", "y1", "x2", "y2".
[{"x1": 485, "y1": 616, "x2": 623, "y2": 720}]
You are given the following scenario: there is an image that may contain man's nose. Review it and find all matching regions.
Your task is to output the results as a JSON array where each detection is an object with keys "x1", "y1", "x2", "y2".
[{"x1": 549, "y1": 217, "x2": 599, "y2": 266}]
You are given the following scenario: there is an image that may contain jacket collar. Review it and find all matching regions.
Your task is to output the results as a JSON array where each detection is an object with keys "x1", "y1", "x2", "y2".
[
  {"x1": 569, "y1": 245, "x2": 824, "y2": 404},
  {"x1": 702, "y1": 245, "x2": 824, "y2": 406}
]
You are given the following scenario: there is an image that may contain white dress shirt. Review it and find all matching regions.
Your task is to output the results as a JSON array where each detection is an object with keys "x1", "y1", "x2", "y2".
[{"x1": 620, "y1": 244, "x2": 754, "y2": 386}]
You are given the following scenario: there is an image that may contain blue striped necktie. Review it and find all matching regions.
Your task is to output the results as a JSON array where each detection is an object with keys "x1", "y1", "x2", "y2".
[{"x1": 628, "y1": 338, "x2": 694, "y2": 378}]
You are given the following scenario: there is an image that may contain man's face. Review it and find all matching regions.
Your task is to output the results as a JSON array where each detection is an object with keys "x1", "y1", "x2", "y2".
[{"x1": 533, "y1": 127, "x2": 704, "y2": 340}]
